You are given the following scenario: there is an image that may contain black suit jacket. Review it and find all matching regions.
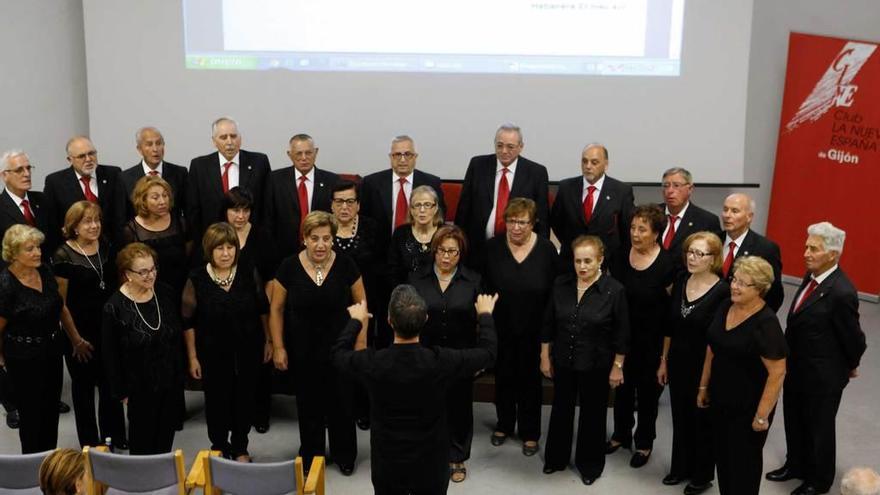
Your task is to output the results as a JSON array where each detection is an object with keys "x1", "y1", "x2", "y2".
[
  {"x1": 661, "y1": 202, "x2": 721, "y2": 274},
  {"x1": 187, "y1": 150, "x2": 270, "y2": 243},
  {"x1": 724, "y1": 229, "x2": 784, "y2": 312},
  {"x1": 359, "y1": 169, "x2": 446, "y2": 253},
  {"x1": 785, "y1": 269, "x2": 866, "y2": 393},
  {"x1": 118, "y1": 161, "x2": 188, "y2": 226},
  {"x1": 455, "y1": 155, "x2": 549, "y2": 268},
  {"x1": 0, "y1": 190, "x2": 50, "y2": 265},
  {"x1": 43, "y1": 164, "x2": 123, "y2": 251},
  {"x1": 263, "y1": 167, "x2": 339, "y2": 258},
  {"x1": 551, "y1": 174, "x2": 634, "y2": 267}
]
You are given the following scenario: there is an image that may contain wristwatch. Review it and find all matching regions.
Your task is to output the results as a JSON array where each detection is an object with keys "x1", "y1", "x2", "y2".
[
  {"x1": 755, "y1": 416, "x2": 767, "y2": 425},
  {"x1": 614, "y1": 361, "x2": 624, "y2": 370}
]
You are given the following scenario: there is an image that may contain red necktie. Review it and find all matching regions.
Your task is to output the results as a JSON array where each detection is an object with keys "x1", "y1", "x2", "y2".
[
  {"x1": 394, "y1": 178, "x2": 408, "y2": 230},
  {"x1": 80, "y1": 176, "x2": 97, "y2": 203},
  {"x1": 298, "y1": 176, "x2": 310, "y2": 221},
  {"x1": 221, "y1": 162, "x2": 233, "y2": 194},
  {"x1": 20, "y1": 199, "x2": 35, "y2": 226},
  {"x1": 722, "y1": 241, "x2": 737, "y2": 277},
  {"x1": 494, "y1": 168, "x2": 510, "y2": 235},
  {"x1": 662, "y1": 215, "x2": 678, "y2": 249},
  {"x1": 794, "y1": 279, "x2": 819, "y2": 312},
  {"x1": 583, "y1": 185, "x2": 596, "y2": 224},
  {"x1": 148, "y1": 170, "x2": 159, "y2": 176}
]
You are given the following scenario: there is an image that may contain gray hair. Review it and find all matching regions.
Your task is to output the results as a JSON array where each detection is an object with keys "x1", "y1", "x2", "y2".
[
  {"x1": 65, "y1": 136, "x2": 93, "y2": 156},
  {"x1": 726, "y1": 193, "x2": 757, "y2": 213},
  {"x1": 289, "y1": 133, "x2": 315, "y2": 146},
  {"x1": 842, "y1": 467, "x2": 880, "y2": 495},
  {"x1": 135, "y1": 127, "x2": 164, "y2": 145},
  {"x1": 1, "y1": 149, "x2": 28, "y2": 170},
  {"x1": 583, "y1": 143, "x2": 609, "y2": 160},
  {"x1": 391, "y1": 135, "x2": 415, "y2": 148},
  {"x1": 807, "y1": 221, "x2": 846, "y2": 254},
  {"x1": 495, "y1": 123, "x2": 523, "y2": 144},
  {"x1": 662, "y1": 167, "x2": 693, "y2": 184},
  {"x1": 211, "y1": 117, "x2": 239, "y2": 137},
  {"x1": 388, "y1": 284, "x2": 428, "y2": 339}
]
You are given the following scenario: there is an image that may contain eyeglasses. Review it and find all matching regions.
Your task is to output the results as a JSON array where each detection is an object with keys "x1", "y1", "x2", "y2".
[
  {"x1": 127, "y1": 266, "x2": 158, "y2": 278},
  {"x1": 4, "y1": 165, "x2": 35, "y2": 175},
  {"x1": 332, "y1": 198, "x2": 358, "y2": 206},
  {"x1": 390, "y1": 152, "x2": 416, "y2": 160},
  {"x1": 70, "y1": 150, "x2": 97, "y2": 161},
  {"x1": 662, "y1": 181, "x2": 690, "y2": 190},
  {"x1": 686, "y1": 249, "x2": 712, "y2": 259},
  {"x1": 730, "y1": 276, "x2": 756, "y2": 288},
  {"x1": 411, "y1": 202, "x2": 436, "y2": 210},
  {"x1": 505, "y1": 218, "x2": 532, "y2": 227},
  {"x1": 436, "y1": 248, "x2": 460, "y2": 257}
]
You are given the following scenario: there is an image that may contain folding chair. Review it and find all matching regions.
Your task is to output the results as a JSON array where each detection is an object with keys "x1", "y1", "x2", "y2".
[
  {"x1": 82, "y1": 446, "x2": 187, "y2": 495},
  {"x1": 0, "y1": 450, "x2": 52, "y2": 495},
  {"x1": 196, "y1": 451, "x2": 324, "y2": 495}
]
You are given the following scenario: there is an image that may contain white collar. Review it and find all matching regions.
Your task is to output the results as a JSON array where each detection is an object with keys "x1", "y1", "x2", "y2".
[
  {"x1": 811, "y1": 264, "x2": 838, "y2": 285},
  {"x1": 665, "y1": 201, "x2": 690, "y2": 219},
  {"x1": 496, "y1": 158, "x2": 518, "y2": 174},
  {"x1": 724, "y1": 229, "x2": 749, "y2": 247},
  {"x1": 296, "y1": 167, "x2": 315, "y2": 182},
  {"x1": 218, "y1": 152, "x2": 240, "y2": 166},
  {"x1": 392, "y1": 171, "x2": 414, "y2": 184},
  {"x1": 142, "y1": 161, "x2": 164, "y2": 176},
  {"x1": 4, "y1": 188, "x2": 28, "y2": 205},
  {"x1": 583, "y1": 174, "x2": 606, "y2": 192}
]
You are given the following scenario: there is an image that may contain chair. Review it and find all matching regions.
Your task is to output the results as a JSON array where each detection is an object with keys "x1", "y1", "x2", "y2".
[
  {"x1": 195, "y1": 451, "x2": 324, "y2": 495},
  {"x1": 0, "y1": 450, "x2": 52, "y2": 495},
  {"x1": 83, "y1": 446, "x2": 187, "y2": 495}
]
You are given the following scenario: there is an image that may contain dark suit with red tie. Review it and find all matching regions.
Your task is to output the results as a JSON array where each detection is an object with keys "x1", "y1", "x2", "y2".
[
  {"x1": 43, "y1": 164, "x2": 123, "y2": 252},
  {"x1": 117, "y1": 161, "x2": 189, "y2": 226},
  {"x1": 659, "y1": 202, "x2": 721, "y2": 275},
  {"x1": 263, "y1": 167, "x2": 339, "y2": 259},
  {"x1": 722, "y1": 229, "x2": 784, "y2": 312}
]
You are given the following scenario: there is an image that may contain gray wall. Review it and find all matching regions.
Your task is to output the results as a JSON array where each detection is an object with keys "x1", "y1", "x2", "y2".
[{"x1": 0, "y1": 0, "x2": 89, "y2": 186}]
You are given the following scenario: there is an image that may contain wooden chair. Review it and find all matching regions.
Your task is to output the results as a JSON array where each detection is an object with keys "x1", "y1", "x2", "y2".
[{"x1": 82, "y1": 446, "x2": 187, "y2": 495}]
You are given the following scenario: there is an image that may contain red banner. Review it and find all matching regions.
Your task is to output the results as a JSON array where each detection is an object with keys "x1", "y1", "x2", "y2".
[{"x1": 767, "y1": 32, "x2": 880, "y2": 297}]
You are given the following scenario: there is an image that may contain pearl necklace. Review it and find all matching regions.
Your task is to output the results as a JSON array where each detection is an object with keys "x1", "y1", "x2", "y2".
[
  {"x1": 126, "y1": 286, "x2": 161, "y2": 332},
  {"x1": 207, "y1": 264, "x2": 237, "y2": 287}
]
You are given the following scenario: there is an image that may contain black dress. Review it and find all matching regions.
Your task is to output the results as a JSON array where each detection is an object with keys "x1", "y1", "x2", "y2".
[
  {"x1": 483, "y1": 235, "x2": 558, "y2": 442},
  {"x1": 275, "y1": 253, "x2": 360, "y2": 468},
  {"x1": 387, "y1": 225, "x2": 433, "y2": 287},
  {"x1": 121, "y1": 216, "x2": 189, "y2": 298},
  {"x1": 610, "y1": 249, "x2": 674, "y2": 451},
  {"x1": 182, "y1": 263, "x2": 268, "y2": 458},
  {"x1": 410, "y1": 264, "x2": 481, "y2": 464},
  {"x1": 0, "y1": 265, "x2": 64, "y2": 453},
  {"x1": 666, "y1": 274, "x2": 729, "y2": 485},
  {"x1": 706, "y1": 301, "x2": 787, "y2": 495},
  {"x1": 52, "y1": 241, "x2": 126, "y2": 448},
  {"x1": 102, "y1": 283, "x2": 184, "y2": 454}
]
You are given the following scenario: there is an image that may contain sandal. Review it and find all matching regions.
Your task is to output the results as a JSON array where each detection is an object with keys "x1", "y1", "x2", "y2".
[{"x1": 450, "y1": 463, "x2": 467, "y2": 483}]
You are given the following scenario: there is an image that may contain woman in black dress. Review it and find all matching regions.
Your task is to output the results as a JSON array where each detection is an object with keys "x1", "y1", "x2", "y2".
[
  {"x1": 0, "y1": 224, "x2": 91, "y2": 453},
  {"x1": 697, "y1": 256, "x2": 787, "y2": 495},
  {"x1": 541, "y1": 235, "x2": 629, "y2": 485},
  {"x1": 183, "y1": 223, "x2": 269, "y2": 462},
  {"x1": 270, "y1": 211, "x2": 366, "y2": 475},
  {"x1": 387, "y1": 185, "x2": 442, "y2": 286},
  {"x1": 658, "y1": 231, "x2": 728, "y2": 494},
  {"x1": 608, "y1": 204, "x2": 674, "y2": 467},
  {"x1": 409, "y1": 224, "x2": 481, "y2": 483},
  {"x1": 52, "y1": 201, "x2": 126, "y2": 448},
  {"x1": 483, "y1": 198, "x2": 557, "y2": 456},
  {"x1": 102, "y1": 242, "x2": 184, "y2": 455}
]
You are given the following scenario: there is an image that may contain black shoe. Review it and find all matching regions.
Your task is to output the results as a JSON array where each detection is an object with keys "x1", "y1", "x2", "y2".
[
  {"x1": 338, "y1": 463, "x2": 354, "y2": 476},
  {"x1": 766, "y1": 465, "x2": 801, "y2": 482},
  {"x1": 254, "y1": 424, "x2": 269, "y2": 434},
  {"x1": 605, "y1": 440, "x2": 630, "y2": 454},
  {"x1": 684, "y1": 482, "x2": 713, "y2": 495},
  {"x1": 522, "y1": 441, "x2": 539, "y2": 456},
  {"x1": 630, "y1": 451, "x2": 651, "y2": 468},
  {"x1": 5, "y1": 409, "x2": 19, "y2": 429},
  {"x1": 58, "y1": 401, "x2": 71, "y2": 414},
  {"x1": 792, "y1": 483, "x2": 824, "y2": 495},
  {"x1": 542, "y1": 465, "x2": 559, "y2": 474},
  {"x1": 356, "y1": 418, "x2": 370, "y2": 431},
  {"x1": 491, "y1": 432, "x2": 507, "y2": 446},
  {"x1": 662, "y1": 473, "x2": 686, "y2": 485},
  {"x1": 581, "y1": 474, "x2": 598, "y2": 485}
]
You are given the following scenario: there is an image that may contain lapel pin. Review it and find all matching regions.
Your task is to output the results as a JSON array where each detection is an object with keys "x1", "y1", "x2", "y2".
[
  {"x1": 247, "y1": 165, "x2": 252, "y2": 170},
  {"x1": 688, "y1": 222, "x2": 693, "y2": 227},
  {"x1": 606, "y1": 195, "x2": 611, "y2": 200},
  {"x1": 319, "y1": 183, "x2": 324, "y2": 187},
  {"x1": 743, "y1": 251, "x2": 749, "y2": 256},
  {"x1": 101, "y1": 179, "x2": 107, "y2": 184}
]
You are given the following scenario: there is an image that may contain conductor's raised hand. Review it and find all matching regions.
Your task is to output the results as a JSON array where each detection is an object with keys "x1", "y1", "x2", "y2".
[
  {"x1": 474, "y1": 293, "x2": 499, "y2": 315},
  {"x1": 347, "y1": 300, "x2": 372, "y2": 327}
]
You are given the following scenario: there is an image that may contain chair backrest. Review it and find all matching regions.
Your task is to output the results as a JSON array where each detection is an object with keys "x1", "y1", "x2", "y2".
[
  {"x1": 83, "y1": 447, "x2": 186, "y2": 495},
  {"x1": 205, "y1": 455, "x2": 298, "y2": 495},
  {"x1": 0, "y1": 450, "x2": 52, "y2": 494}
]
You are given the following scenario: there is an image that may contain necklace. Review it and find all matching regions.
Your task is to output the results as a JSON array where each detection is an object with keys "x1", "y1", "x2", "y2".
[
  {"x1": 207, "y1": 264, "x2": 237, "y2": 287},
  {"x1": 335, "y1": 216, "x2": 359, "y2": 252},
  {"x1": 128, "y1": 286, "x2": 161, "y2": 331},
  {"x1": 308, "y1": 252, "x2": 333, "y2": 286},
  {"x1": 72, "y1": 240, "x2": 105, "y2": 290}
]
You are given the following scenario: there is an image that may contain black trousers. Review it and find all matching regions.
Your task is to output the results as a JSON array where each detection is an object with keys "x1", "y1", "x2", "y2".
[
  {"x1": 372, "y1": 456, "x2": 449, "y2": 495},
  {"x1": 295, "y1": 362, "x2": 357, "y2": 467},
  {"x1": 0, "y1": 365, "x2": 16, "y2": 412},
  {"x1": 611, "y1": 353, "x2": 663, "y2": 450},
  {"x1": 5, "y1": 351, "x2": 62, "y2": 453},
  {"x1": 252, "y1": 361, "x2": 274, "y2": 428},
  {"x1": 127, "y1": 386, "x2": 179, "y2": 455},
  {"x1": 493, "y1": 332, "x2": 542, "y2": 442},
  {"x1": 202, "y1": 350, "x2": 258, "y2": 458},
  {"x1": 544, "y1": 366, "x2": 609, "y2": 479},
  {"x1": 64, "y1": 353, "x2": 126, "y2": 447},
  {"x1": 711, "y1": 404, "x2": 771, "y2": 495},
  {"x1": 667, "y1": 354, "x2": 714, "y2": 483},
  {"x1": 447, "y1": 377, "x2": 474, "y2": 463},
  {"x1": 783, "y1": 382, "x2": 844, "y2": 492}
]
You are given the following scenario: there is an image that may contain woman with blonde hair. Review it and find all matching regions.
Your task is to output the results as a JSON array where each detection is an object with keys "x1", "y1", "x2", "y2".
[{"x1": 39, "y1": 448, "x2": 85, "y2": 495}]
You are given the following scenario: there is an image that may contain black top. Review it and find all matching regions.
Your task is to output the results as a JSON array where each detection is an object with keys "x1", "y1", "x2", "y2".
[
  {"x1": 707, "y1": 301, "x2": 787, "y2": 410},
  {"x1": 612, "y1": 249, "x2": 675, "y2": 361},
  {"x1": 238, "y1": 225, "x2": 279, "y2": 283},
  {"x1": 483, "y1": 235, "x2": 558, "y2": 337},
  {"x1": 387, "y1": 226, "x2": 433, "y2": 286},
  {"x1": 409, "y1": 265, "x2": 481, "y2": 350},
  {"x1": 275, "y1": 253, "x2": 360, "y2": 365},
  {"x1": 334, "y1": 215, "x2": 379, "y2": 279},
  {"x1": 121, "y1": 216, "x2": 189, "y2": 296},
  {"x1": 101, "y1": 283, "x2": 184, "y2": 399},
  {"x1": 666, "y1": 274, "x2": 730, "y2": 364},
  {"x1": 542, "y1": 273, "x2": 630, "y2": 371},
  {"x1": 52, "y1": 241, "x2": 116, "y2": 343},
  {"x1": 0, "y1": 265, "x2": 63, "y2": 359}
]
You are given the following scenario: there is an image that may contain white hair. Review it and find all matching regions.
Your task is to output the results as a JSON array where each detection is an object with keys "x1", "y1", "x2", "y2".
[
  {"x1": 807, "y1": 221, "x2": 846, "y2": 254},
  {"x1": 211, "y1": 117, "x2": 239, "y2": 137},
  {"x1": 841, "y1": 467, "x2": 880, "y2": 495},
  {"x1": 495, "y1": 123, "x2": 523, "y2": 144},
  {"x1": 135, "y1": 126, "x2": 163, "y2": 145},
  {"x1": 391, "y1": 135, "x2": 415, "y2": 148},
  {"x1": 0, "y1": 149, "x2": 28, "y2": 170}
]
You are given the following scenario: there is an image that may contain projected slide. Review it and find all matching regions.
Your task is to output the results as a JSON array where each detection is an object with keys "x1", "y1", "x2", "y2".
[{"x1": 183, "y1": 0, "x2": 684, "y2": 75}]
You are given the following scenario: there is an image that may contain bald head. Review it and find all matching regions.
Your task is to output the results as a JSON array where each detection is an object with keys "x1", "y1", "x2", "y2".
[{"x1": 721, "y1": 193, "x2": 755, "y2": 239}]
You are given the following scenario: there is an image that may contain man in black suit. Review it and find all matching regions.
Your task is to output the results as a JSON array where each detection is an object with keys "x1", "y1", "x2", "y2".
[
  {"x1": 117, "y1": 127, "x2": 188, "y2": 228},
  {"x1": 359, "y1": 135, "x2": 446, "y2": 254},
  {"x1": 719, "y1": 193, "x2": 784, "y2": 312},
  {"x1": 264, "y1": 134, "x2": 338, "y2": 258},
  {"x1": 658, "y1": 167, "x2": 721, "y2": 273},
  {"x1": 455, "y1": 124, "x2": 549, "y2": 270},
  {"x1": 550, "y1": 143, "x2": 633, "y2": 271},
  {"x1": 766, "y1": 222, "x2": 866, "y2": 495},
  {"x1": 43, "y1": 136, "x2": 122, "y2": 252},
  {"x1": 332, "y1": 286, "x2": 498, "y2": 495},
  {"x1": 187, "y1": 117, "x2": 270, "y2": 244}
]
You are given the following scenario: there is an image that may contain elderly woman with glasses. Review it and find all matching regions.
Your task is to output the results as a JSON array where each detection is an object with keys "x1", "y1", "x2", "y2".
[
  {"x1": 388, "y1": 185, "x2": 443, "y2": 286},
  {"x1": 697, "y1": 256, "x2": 787, "y2": 495},
  {"x1": 409, "y1": 224, "x2": 483, "y2": 483}
]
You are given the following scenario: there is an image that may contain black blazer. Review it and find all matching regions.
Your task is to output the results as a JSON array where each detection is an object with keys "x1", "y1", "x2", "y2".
[
  {"x1": 263, "y1": 167, "x2": 339, "y2": 258},
  {"x1": 551, "y1": 174, "x2": 634, "y2": 266},
  {"x1": 660, "y1": 202, "x2": 721, "y2": 273},
  {"x1": 785, "y1": 269, "x2": 866, "y2": 393},
  {"x1": 724, "y1": 229, "x2": 784, "y2": 312},
  {"x1": 359, "y1": 169, "x2": 446, "y2": 253},
  {"x1": 187, "y1": 150, "x2": 270, "y2": 242},
  {"x1": 43, "y1": 164, "x2": 123, "y2": 251},
  {"x1": 118, "y1": 161, "x2": 188, "y2": 226},
  {"x1": 455, "y1": 154, "x2": 550, "y2": 268},
  {"x1": 0, "y1": 190, "x2": 50, "y2": 265}
]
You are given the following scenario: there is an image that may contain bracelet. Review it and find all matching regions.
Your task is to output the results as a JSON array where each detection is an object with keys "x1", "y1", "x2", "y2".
[
  {"x1": 698, "y1": 386, "x2": 707, "y2": 390},
  {"x1": 660, "y1": 355, "x2": 667, "y2": 362},
  {"x1": 755, "y1": 416, "x2": 767, "y2": 425},
  {"x1": 75, "y1": 339, "x2": 86, "y2": 348},
  {"x1": 613, "y1": 361, "x2": 624, "y2": 369}
]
